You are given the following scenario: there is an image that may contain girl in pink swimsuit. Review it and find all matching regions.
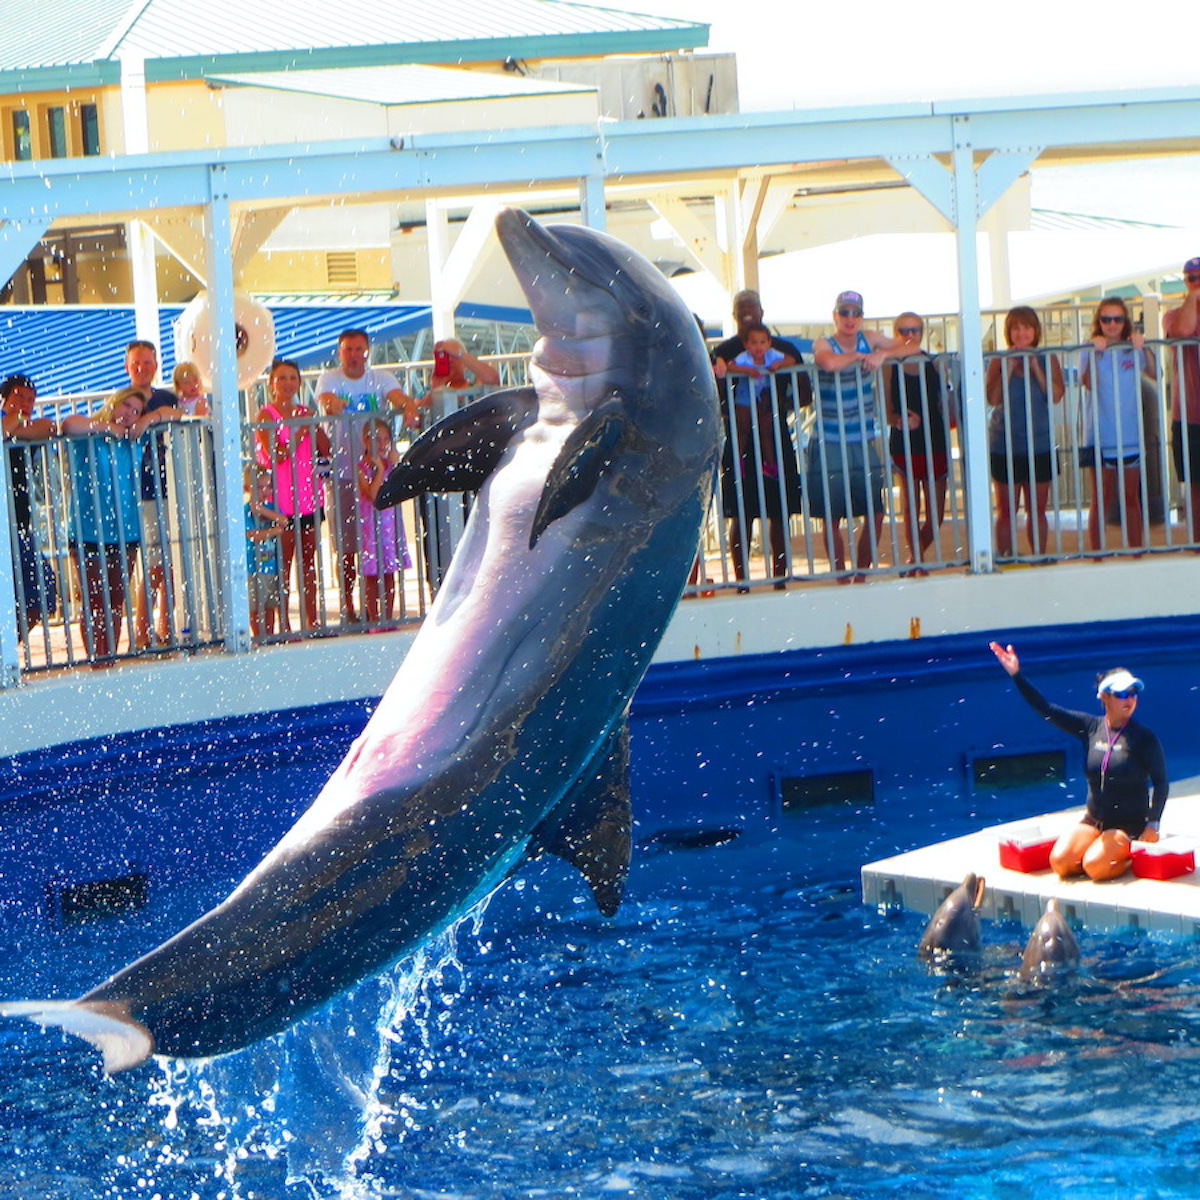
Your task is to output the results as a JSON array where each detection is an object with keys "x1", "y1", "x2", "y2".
[{"x1": 255, "y1": 359, "x2": 330, "y2": 631}]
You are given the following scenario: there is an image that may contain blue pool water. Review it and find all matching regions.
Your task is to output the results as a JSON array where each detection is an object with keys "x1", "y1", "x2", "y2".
[{"x1": 4, "y1": 624, "x2": 1200, "y2": 1198}]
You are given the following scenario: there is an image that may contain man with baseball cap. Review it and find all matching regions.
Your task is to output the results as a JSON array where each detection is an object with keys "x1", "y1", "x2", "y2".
[{"x1": 810, "y1": 290, "x2": 921, "y2": 580}]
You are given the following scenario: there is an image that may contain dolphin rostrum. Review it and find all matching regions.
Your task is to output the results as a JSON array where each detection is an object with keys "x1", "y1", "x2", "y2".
[
  {"x1": 1, "y1": 209, "x2": 721, "y2": 1073},
  {"x1": 917, "y1": 873, "x2": 986, "y2": 966},
  {"x1": 1017, "y1": 898, "x2": 1080, "y2": 986}
]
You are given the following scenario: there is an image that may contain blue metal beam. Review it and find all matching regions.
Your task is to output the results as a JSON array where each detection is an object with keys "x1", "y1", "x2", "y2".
[{"x1": 3, "y1": 88, "x2": 1200, "y2": 228}]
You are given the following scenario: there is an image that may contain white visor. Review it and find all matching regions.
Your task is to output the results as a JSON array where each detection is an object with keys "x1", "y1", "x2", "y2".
[{"x1": 1097, "y1": 669, "x2": 1144, "y2": 697}]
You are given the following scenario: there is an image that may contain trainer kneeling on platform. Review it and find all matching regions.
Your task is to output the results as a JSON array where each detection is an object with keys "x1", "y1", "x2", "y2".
[{"x1": 990, "y1": 642, "x2": 1169, "y2": 881}]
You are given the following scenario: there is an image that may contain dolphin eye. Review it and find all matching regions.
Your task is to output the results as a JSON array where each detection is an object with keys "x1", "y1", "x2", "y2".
[{"x1": 629, "y1": 295, "x2": 654, "y2": 324}]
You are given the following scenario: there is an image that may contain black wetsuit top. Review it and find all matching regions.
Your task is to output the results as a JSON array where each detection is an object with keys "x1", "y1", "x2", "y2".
[{"x1": 1012, "y1": 671, "x2": 1168, "y2": 836}]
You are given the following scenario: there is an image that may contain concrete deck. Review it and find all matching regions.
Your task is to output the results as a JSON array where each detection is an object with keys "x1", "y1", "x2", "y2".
[{"x1": 861, "y1": 780, "x2": 1200, "y2": 936}]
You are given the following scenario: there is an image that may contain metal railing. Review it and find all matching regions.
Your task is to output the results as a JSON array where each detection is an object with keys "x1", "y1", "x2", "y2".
[
  {"x1": 5, "y1": 421, "x2": 224, "y2": 669},
  {"x1": 8, "y1": 338, "x2": 1200, "y2": 679},
  {"x1": 703, "y1": 357, "x2": 968, "y2": 588},
  {"x1": 695, "y1": 337, "x2": 1198, "y2": 593}
]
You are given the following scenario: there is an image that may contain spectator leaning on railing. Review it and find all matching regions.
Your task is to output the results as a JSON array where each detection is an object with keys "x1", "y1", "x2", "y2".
[
  {"x1": 317, "y1": 328, "x2": 418, "y2": 625},
  {"x1": 985, "y1": 306, "x2": 1065, "y2": 559},
  {"x1": 811, "y1": 291, "x2": 920, "y2": 582},
  {"x1": 125, "y1": 340, "x2": 184, "y2": 649},
  {"x1": 61, "y1": 387, "x2": 152, "y2": 662},
  {"x1": 1162, "y1": 256, "x2": 1200, "y2": 538},
  {"x1": 258, "y1": 359, "x2": 332, "y2": 634},
  {"x1": 712, "y1": 289, "x2": 807, "y2": 589},
  {"x1": 883, "y1": 313, "x2": 948, "y2": 573},
  {"x1": 1078, "y1": 297, "x2": 1155, "y2": 551},
  {"x1": 1, "y1": 374, "x2": 58, "y2": 636}
]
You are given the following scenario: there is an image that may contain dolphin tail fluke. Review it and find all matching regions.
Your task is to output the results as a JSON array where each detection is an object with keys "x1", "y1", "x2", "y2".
[
  {"x1": 533, "y1": 720, "x2": 632, "y2": 917},
  {"x1": 0, "y1": 999, "x2": 154, "y2": 1074}
]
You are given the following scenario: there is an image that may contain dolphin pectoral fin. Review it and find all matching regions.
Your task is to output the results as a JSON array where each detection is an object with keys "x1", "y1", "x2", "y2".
[
  {"x1": 533, "y1": 720, "x2": 632, "y2": 917},
  {"x1": 0, "y1": 999, "x2": 154, "y2": 1075},
  {"x1": 530, "y1": 396, "x2": 629, "y2": 547},
  {"x1": 375, "y1": 386, "x2": 540, "y2": 508}
]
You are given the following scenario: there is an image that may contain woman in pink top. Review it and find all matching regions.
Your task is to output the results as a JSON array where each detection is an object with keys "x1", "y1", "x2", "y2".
[{"x1": 255, "y1": 359, "x2": 331, "y2": 632}]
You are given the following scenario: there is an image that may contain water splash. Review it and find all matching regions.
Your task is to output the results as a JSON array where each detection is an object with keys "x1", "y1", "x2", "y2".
[{"x1": 140, "y1": 896, "x2": 491, "y2": 1199}]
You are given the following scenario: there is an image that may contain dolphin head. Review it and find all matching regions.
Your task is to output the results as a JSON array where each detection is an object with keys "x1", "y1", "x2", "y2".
[
  {"x1": 917, "y1": 873, "x2": 985, "y2": 968},
  {"x1": 1018, "y1": 898, "x2": 1080, "y2": 986},
  {"x1": 495, "y1": 208, "x2": 718, "y2": 459}
]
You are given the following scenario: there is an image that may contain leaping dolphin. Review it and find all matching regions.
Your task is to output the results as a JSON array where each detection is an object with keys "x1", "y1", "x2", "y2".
[{"x1": 1, "y1": 209, "x2": 721, "y2": 1073}]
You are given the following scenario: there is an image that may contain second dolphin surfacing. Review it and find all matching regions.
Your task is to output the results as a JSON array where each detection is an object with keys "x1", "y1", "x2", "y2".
[
  {"x1": 1018, "y1": 899, "x2": 1080, "y2": 986},
  {"x1": 0, "y1": 209, "x2": 722, "y2": 1073}
]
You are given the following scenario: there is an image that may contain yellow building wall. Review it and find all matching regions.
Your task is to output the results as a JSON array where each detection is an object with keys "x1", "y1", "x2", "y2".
[
  {"x1": 238, "y1": 248, "x2": 393, "y2": 294},
  {"x1": 2, "y1": 63, "x2": 598, "y2": 304},
  {"x1": 146, "y1": 83, "x2": 229, "y2": 153}
]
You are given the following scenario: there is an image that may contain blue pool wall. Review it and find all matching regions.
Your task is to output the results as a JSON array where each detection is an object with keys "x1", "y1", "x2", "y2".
[{"x1": 3, "y1": 615, "x2": 1200, "y2": 920}]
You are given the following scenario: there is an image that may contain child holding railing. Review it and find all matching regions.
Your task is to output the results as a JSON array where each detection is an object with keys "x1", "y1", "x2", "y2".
[{"x1": 357, "y1": 418, "x2": 411, "y2": 623}]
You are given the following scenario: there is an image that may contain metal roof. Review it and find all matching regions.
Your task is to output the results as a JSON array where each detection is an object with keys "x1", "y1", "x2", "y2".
[
  {"x1": 209, "y1": 64, "x2": 597, "y2": 106},
  {"x1": 0, "y1": 303, "x2": 443, "y2": 397},
  {"x1": 0, "y1": 0, "x2": 707, "y2": 79},
  {"x1": 1029, "y1": 209, "x2": 1174, "y2": 234},
  {"x1": 1, "y1": 0, "x2": 136, "y2": 73}
]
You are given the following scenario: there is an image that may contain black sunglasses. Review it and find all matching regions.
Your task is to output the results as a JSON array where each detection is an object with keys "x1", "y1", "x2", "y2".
[
  {"x1": 896, "y1": 326, "x2": 923, "y2": 336},
  {"x1": 1098, "y1": 315, "x2": 1125, "y2": 324},
  {"x1": 837, "y1": 307, "x2": 863, "y2": 318}
]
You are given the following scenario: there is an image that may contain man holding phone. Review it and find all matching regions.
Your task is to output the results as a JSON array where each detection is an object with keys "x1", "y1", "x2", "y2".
[{"x1": 429, "y1": 338, "x2": 501, "y2": 392}]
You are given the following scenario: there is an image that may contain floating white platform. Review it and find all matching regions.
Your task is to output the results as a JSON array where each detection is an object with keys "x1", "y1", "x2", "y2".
[{"x1": 861, "y1": 781, "x2": 1200, "y2": 937}]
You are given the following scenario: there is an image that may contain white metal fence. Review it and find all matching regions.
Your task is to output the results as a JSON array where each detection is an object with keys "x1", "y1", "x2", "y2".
[{"x1": 5, "y1": 338, "x2": 1200, "y2": 678}]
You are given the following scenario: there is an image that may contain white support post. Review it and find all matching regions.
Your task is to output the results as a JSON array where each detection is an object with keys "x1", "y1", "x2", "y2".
[
  {"x1": 734, "y1": 178, "x2": 761, "y2": 298},
  {"x1": 425, "y1": 199, "x2": 454, "y2": 342},
  {"x1": 120, "y1": 53, "x2": 161, "y2": 346},
  {"x1": 432, "y1": 201, "x2": 502, "y2": 318},
  {"x1": 951, "y1": 118, "x2": 994, "y2": 575},
  {"x1": 205, "y1": 166, "x2": 252, "y2": 654},
  {"x1": 580, "y1": 174, "x2": 607, "y2": 231}
]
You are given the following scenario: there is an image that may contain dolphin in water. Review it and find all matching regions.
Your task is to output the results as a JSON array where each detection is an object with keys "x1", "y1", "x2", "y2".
[
  {"x1": 1017, "y1": 898, "x2": 1080, "y2": 986},
  {"x1": 917, "y1": 873, "x2": 986, "y2": 966},
  {"x1": 1, "y1": 209, "x2": 721, "y2": 1073}
]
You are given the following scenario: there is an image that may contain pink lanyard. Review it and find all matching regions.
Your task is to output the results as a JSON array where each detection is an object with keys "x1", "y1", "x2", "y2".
[{"x1": 1101, "y1": 720, "x2": 1123, "y2": 789}]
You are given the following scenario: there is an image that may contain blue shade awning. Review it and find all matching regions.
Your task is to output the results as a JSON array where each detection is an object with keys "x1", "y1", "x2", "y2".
[
  {"x1": 0, "y1": 303, "x2": 444, "y2": 398},
  {"x1": 271, "y1": 303, "x2": 434, "y2": 369}
]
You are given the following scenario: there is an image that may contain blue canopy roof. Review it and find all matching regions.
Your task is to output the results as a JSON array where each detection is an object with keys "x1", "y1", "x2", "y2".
[{"x1": 0, "y1": 302, "x2": 458, "y2": 397}]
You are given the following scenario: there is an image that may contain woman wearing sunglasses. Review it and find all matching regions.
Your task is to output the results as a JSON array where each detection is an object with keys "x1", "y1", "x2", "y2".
[
  {"x1": 811, "y1": 291, "x2": 919, "y2": 580},
  {"x1": 884, "y1": 313, "x2": 948, "y2": 573},
  {"x1": 990, "y1": 641, "x2": 1168, "y2": 881},
  {"x1": 1078, "y1": 297, "x2": 1155, "y2": 551}
]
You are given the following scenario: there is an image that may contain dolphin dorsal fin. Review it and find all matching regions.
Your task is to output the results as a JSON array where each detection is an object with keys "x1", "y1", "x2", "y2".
[
  {"x1": 529, "y1": 396, "x2": 628, "y2": 547},
  {"x1": 532, "y1": 719, "x2": 632, "y2": 916},
  {"x1": 375, "y1": 387, "x2": 539, "y2": 508}
]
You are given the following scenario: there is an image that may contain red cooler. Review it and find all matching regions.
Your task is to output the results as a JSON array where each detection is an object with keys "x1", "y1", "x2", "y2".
[
  {"x1": 999, "y1": 826, "x2": 1056, "y2": 873},
  {"x1": 1131, "y1": 839, "x2": 1195, "y2": 880}
]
